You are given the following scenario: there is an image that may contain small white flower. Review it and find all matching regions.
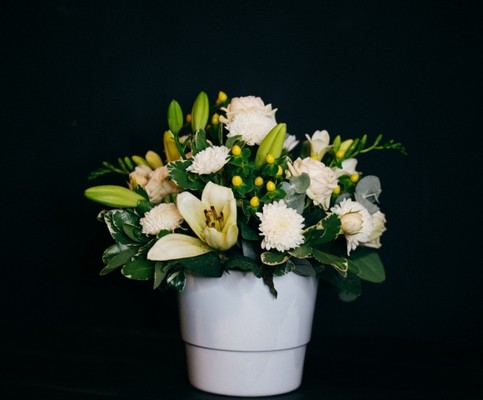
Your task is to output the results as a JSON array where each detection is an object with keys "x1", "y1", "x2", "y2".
[
  {"x1": 305, "y1": 130, "x2": 331, "y2": 160},
  {"x1": 330, "y1": 198, "x2": 373, "y2": 255},
  {"x1": 283, "y1": 134, "x2": 299, "y2": 152},
  {"x1": 140, "y1": 203, "x2": 183, "y2": 235},
  {"x1": 256, "y1": 200, "x2": 305, "y2": 252},
  {"x1": 219, "y1": 96, "x2": 277, "y2": 146},
  {"x1": 186, "y1": 146, "x2": 230, "y2": 175}
]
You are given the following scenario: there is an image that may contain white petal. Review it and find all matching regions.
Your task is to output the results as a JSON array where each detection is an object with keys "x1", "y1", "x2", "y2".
[
  {"x1": 176, "y1": 191, "x2": 206, "y2": 240},
  {"x1": 201, "y1": 181, "x2": 234, "y2": 212},
  {"x1": 147, "y1": 233, "x2": 212, "y2": 261}
]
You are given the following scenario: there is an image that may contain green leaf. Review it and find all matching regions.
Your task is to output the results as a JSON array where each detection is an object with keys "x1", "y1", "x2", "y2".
[
  {"x1": 311, "y1": 248, "x2": 348, "y2": 277},
  {"x1": 121, "y1": 256, "x2": 155, "y2": 280},
  {"x1": 306, "y1": 214, "x2": 341, "y2": 246},
  {"x1": 288, "y1": 244, "x2": 312, "y2": 258},
  {"x1": 177, "y1": 252, "x2": 224, "y2": 277},
  {"x1": 168, "y1": 160, "x2": 204, "y2": 190},
  {"x1": 225, "y1": 254, "x2": 259, "y2": 271},
  {"x1": 192, "y1": 129, "x2": 209, "y2": 154},
  {"x1": 153, "y1": 262, "x2": 168, "y2": 290},
  {"x1": 101, "y1": 244, "x2": 137, "y2": 274},
  {"x1": 348, "y1": 248, "x2": 386, "y2": 283},
  {"x1": 261, "y1": 251, "x2": 289, "y2": 266},
  {"x1": 319, "y1": 268, "x2": 362, "y2": 297},
  {"x1": 288, "y1": 258, "x2": 316, "y2": 277}
]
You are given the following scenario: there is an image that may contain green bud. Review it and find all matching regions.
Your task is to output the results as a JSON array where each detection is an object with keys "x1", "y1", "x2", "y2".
[
  {"x1": 191, "y1": 91, "x2": 209, "y2": 132},
  {"x1": 132, "y1": 155, "x2": 148, "y2": 166},
  {"x1": 340, "y1": 139, "x2": 354, "y2": 152},
  {"x1": 145, "y1": 150, "x2": 163, "y2": 169},
  {"x1": 84, "y1": 185, "x2": 145, "y2": 208},
  {"x1": 167, "y1": 99, "x2": 183, "y2": 135},
  {"x1": 255, "y1": 123, "x2": 287, "y2": 169},
  {"x1": 332, "y1": 135, "x2": 341, "y2": 152}
]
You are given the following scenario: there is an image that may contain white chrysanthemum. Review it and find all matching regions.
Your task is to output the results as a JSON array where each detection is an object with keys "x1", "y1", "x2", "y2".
[
  {"x1": 224, "y1": 111, "x2": 277, "y2": 146},
  {"x1": 256, "y1": 200, "x2": 305, "y2": 252},
  {"x1": 330, "y1": 198, "x2": 373, "y2": 255},
  {"x1": 219, "y1": 96, "x2": 277, "y2": 146},
  {"x1": 186, "y1": 146, "x2": 230, "y2": 175},
  {"x1": 140, "y1": 203, "x2": 183, "y2": 235}
]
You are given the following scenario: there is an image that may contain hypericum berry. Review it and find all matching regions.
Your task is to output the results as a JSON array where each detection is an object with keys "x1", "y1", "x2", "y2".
[
  {"x1": 350, "y1": 173, "x2": 360, "y2": 183},
  {"x1": 250, "y1": 196, "x2": 260, "y2": 207},
  {"x1": 276, "y1": 165, "x2": 283, "y2": 176},
  {"x1": 232, "y1": 175, "x2": 243, "y2": 187},
  {"x1": 254, "y1": 176, "x2": 264, "y2": 187},
  {"x1": 211, "y1": 113, "x2": 220, "y2": 125},
  {"x1": 231, "y1": 144, "x2": 242, "y2": 156},
  {"x1": 332, "y1": 185, "x2": 341, "y2": 195},
  {"x1": 265, "y1": 154, "x2": 275, "y2": 164},
  {"x1": 266, "y1": 181, "x2": 276, "y2": 192}
]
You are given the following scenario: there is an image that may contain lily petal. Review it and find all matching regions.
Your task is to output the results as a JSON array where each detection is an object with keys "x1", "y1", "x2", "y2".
[
  {"x1": 176, "y1": 191, "x2": 206, "y2": 240},
  {"x1": 201, "y1": 181, "x2": 235, "y2": 212},
  {"x1": 147, "y1": 233, "x2": 213, "y2": 261}
]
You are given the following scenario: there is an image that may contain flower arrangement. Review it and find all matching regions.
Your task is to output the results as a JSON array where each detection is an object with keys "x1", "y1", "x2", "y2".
[{"x1": 85, "y1": 91, "x2": 406, "y2": 298}]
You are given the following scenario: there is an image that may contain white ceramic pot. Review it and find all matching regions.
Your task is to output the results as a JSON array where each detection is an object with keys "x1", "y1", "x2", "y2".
[{"x1": 178, "y1": 270, "x2": 318, "y2": 397}]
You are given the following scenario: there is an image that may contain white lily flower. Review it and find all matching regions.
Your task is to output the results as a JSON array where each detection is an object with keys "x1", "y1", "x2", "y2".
[{"x1": 147, "y1": 182, "x2": 239, "y2": 261}]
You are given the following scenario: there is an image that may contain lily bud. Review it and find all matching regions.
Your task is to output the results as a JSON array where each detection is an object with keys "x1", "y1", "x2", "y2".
[
  {"x1": 255, "y1": 123, "x2": 287, "y2": 169},
  {"x1": 191, "y1": 91, "x2": 209, "y2": 132},
  {"x1": 167, "y1": 99, "x2": 183, "y2": 135},
  {"x1": 145, "y1": 150, "x2": 163, "y2": 169},
  {"x1": 340, "y1": 139, "x2": 354, "y2": 152},
  {"x1": 84, "y1": 185, "x2": 145, "y2": 208},
  {"x1": 163, "y1": 130, "x2": 181, "y2": 162}
]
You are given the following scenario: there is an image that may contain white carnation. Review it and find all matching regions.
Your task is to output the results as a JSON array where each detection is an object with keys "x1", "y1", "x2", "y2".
[
  {"x1": 140, "y1": 203, "x2": 183, "y2": 235},
  {"x1": 256, "y1": 200, "x2": 305, "y2": 252},
  {"x1": 186, "y1": 146, "x2": 230, "y2": 175},
  {"x1": 330, "y1": 198, "x2": 373, "y2": 255}
]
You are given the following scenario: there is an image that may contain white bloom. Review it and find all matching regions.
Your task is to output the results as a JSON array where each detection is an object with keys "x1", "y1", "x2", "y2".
[
  {"x1": 362, "y1": 211, "x2": 387, "y2": 249},
  {"x1": 219, "y1": 96, "x2": 277, "y2": 145},
  {"x1": 330, "y1": 198, "x2": 373, "y2": 255},
  {"x1": 333, "y1": 158, "x2": 359, "y2": 178},
  {"x1": 186, "y1": 146, "x2": 230, "y2": 175},
  {"x1": 287, "y1": 157, "x2": 338, "y2": 210},
  {"x1": 283, "y1": 134, "x2": 299, "y2": 152},
  {"x1": 256, "y1": 200, "x2": 305, "y2": 252},
  {"x1": 140, "y1": 203, "x2": 183, "y2": 235},
  {"x1": 305, "y1": 130, "x2": 331, "y2": 160}
]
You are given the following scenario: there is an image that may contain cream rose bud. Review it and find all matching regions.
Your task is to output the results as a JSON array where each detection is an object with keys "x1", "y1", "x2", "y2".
[
  {"x1": 363, "y1": 211, "x2": 387, "y2": 249},
  {"x1": 223, "y1": 96, "x2": 274, "y2": 116},
  {"x1": 341, "y1": 213, "x2": 364, "y2": 235},
  {"x1": 287, "y1": 157, "x2": 338, "y2": 210}
]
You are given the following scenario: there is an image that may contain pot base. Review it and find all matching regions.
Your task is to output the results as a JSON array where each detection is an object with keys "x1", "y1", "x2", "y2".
[{"x1": 185, "y1": 342, "x2": 307, "y2": 397}]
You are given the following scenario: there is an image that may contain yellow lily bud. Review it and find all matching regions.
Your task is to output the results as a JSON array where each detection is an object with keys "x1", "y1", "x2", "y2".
[
  {"x1": 145, "y1": 150, "x2": 163, "y2": 169},
  {"x1": 84, "y1": 185, "x2": 145, "y2": 208},
  {"x1": 255, "y1": 123, "x2": 287, "y2": 168},
  {"x1": 167, "y1": 99, "x2": 183, "y2": 135},
  {"x1": 191, "y1": 91, "x2": 209, "y2": 132},
  {"x1": 163, "y1": 130, "x2": 181, "y2": 162}
]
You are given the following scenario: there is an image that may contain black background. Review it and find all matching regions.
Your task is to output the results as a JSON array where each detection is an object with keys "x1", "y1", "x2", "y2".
[{"x1": 2, "y1": 1, "x2": 482, "y2": 398}]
